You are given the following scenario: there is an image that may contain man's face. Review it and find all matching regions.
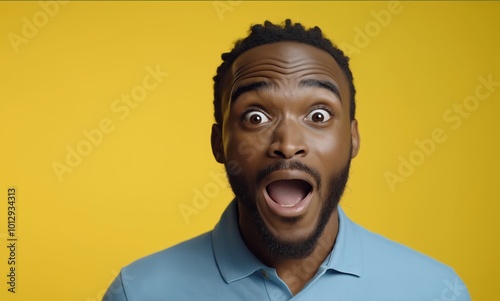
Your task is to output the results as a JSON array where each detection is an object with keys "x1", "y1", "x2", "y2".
[{"x1": 211, "y1": 42, "x2": 360, "y2": 259}]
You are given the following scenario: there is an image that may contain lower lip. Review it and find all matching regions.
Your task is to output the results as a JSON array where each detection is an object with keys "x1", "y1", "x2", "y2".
[{"x1": 263, "y1": 188, "x2": 313, "y2": 218}]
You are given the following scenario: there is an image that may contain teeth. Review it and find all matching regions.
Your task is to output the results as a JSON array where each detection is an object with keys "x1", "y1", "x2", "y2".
[{"x1": 280, "y1": 202, "x2": 300, "y2": 208}]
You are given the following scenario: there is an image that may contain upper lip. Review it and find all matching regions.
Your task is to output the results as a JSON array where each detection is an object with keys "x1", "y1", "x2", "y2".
[{"x1": 261, "y1": 170, "x2": 315, "y2": 191}]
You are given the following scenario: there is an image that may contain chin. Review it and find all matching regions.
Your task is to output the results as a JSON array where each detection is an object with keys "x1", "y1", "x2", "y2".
[{"x1": 226, "y1": 159, "x2": 351, "y2": 260}]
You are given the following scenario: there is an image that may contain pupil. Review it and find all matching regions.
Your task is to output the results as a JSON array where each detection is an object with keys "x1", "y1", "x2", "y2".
[
  {"x1": 251, "y1": 114, "x2": 261, "y2": 123},
  {"x1": 314, "y1": 113, "x2": 324, "y2": 121}
]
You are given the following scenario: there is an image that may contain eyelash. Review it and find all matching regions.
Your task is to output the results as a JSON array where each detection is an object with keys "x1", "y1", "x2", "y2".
[
  {"x1": 241, "y1": 106, "x2": 269, "y2": 118},
  {"x1": 240, "y1": 104, "x2": 334, "y2": 120},
  {"x1": 309, "y1": 104, "x2": 334, "y2": 117}
]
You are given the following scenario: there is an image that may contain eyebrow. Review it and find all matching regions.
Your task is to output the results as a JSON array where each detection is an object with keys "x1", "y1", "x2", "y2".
[
  {"x1": 230, "y1": 81, "x2": 273, "y2": 103},
  {"x1": 230, "y1": 78, "x2": 342, "y2": 104},
  {"x1": 298, "y1": 79, "x2": 342, "y2": 102}
]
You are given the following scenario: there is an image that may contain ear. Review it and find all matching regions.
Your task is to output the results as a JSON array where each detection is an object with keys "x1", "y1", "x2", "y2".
[
  {"x1": 211, "y1": 123, "x2": 225, "y2": 163},
  {"x1": 350, "y1": 119, "x2": 360, "y2": 159}
]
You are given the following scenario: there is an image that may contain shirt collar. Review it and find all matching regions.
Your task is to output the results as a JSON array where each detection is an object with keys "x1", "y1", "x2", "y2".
[
  {"x1": 212, "y1": 200, "x2": 363, "y2": 283},
  {"x1": 323, "y1": 206, "x2": 363, "y2": 277},
  {"x1": 212, "y1": 200, "x2": 266, "y2": 283}
]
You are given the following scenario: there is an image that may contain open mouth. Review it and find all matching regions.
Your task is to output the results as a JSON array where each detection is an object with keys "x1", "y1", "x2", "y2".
[{"x1": 265, "y1": 179, "x2": 313, "y2": 208}]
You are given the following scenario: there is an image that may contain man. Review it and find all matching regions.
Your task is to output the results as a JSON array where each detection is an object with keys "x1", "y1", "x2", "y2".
[{"x1": 104, "y1": 20, "x2": 470, "y2": 300}]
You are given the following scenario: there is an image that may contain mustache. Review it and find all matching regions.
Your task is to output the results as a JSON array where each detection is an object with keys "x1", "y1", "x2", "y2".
[{"x1": 256, "y1": 160, "x2": 321, "y2": 190}]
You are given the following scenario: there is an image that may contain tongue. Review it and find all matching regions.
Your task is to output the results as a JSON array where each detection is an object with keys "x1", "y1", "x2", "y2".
[{"x1": 266, "y1": 179, "x2": 311, "y2": 207}]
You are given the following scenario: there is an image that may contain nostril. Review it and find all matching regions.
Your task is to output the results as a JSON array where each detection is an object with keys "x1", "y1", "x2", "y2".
[
  {"x1": 272, "y1": 148, "x2": 306, "y2": 159},
  {"x1": 295, "y1": 149, "x2": 306, "y2": 156},
  {"x1": 273, "y1": 150, "x2": 287, "y2": 159}
]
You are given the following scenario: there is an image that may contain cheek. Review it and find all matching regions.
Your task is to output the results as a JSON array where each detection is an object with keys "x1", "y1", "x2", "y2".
[
  {"x1": 224, "y1": 129, "x2": 272, "y2": 165},
  {"x1": 315, "y1": 134, "x2": 349, "y2": 156},
  {"x1": 307, "y1": 123, "x2": 351, "y2": 154}
]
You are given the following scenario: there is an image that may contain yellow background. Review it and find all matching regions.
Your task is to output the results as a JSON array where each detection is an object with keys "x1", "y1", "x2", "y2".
[{"x1": 1, "y1": 1, "x2": 498, "y2": 300}]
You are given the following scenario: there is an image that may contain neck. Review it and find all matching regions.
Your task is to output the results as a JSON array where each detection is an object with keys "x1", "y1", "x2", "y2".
[{"x1": 239, "y1": 207, "x2": 339, "y2": 295}]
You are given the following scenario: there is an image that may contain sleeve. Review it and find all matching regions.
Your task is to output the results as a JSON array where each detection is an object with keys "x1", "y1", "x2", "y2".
[
  {"x1": 102, "y1": 270, "x2": 129, "y2": 301},
  {"x1": 435, "y1": 270, "x2": 471, "y2": 301},
  {"x1": 451, "y1": 271, "x2": 471, "y2": 301}
]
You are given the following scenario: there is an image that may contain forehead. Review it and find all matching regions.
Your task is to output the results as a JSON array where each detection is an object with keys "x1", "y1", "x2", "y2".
[{"x1": 223, "y1": 41, "x2": 350, "y2": 105}]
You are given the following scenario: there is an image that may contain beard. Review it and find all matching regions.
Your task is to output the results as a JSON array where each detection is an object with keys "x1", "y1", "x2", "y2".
[{"x1": 225, "y1": 158, "x2": 351, "y2": 260}]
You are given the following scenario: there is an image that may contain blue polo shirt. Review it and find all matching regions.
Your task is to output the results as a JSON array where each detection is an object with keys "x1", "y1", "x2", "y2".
[{"x1": 103, "y1": 201, "x2": 470, "y2": 301}]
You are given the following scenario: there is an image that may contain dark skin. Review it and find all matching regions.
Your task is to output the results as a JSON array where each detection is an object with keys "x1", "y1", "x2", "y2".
[{"x1": 211, "y1": 42, "x2": 360, "y2": 295}]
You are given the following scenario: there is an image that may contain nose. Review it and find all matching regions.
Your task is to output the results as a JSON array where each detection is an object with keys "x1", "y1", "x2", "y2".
[{"x1": 267, "y1": 120, "x2": 308, "y2": 159}]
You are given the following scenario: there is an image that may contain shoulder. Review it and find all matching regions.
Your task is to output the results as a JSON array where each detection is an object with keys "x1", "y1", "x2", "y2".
[
  {"x1": 126, "y1": 231, "x2": 214, "y2": 273},
  {"x1": 119, "y1": 231, "x2": 221, "y2": 297},
  {"x1": 356, "y1": 223, "x2": 449, "y2": 273},
  {"x1": 351, "y1": 222, "x2": 470, "y2": 300}
]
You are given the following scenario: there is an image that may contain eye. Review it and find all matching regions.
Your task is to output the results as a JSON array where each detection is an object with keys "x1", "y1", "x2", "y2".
[
  {"x1": 243, "y1": 110, "x2": 270, "y2": 124},
  {"x1": 305, "y1": 108, "x2": 332, "y2": 123}
]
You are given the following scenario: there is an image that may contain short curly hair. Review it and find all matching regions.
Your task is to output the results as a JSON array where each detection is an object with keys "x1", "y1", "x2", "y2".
[{"x1": 213, "y1": 19, "x2": 356, "y2": 125}]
